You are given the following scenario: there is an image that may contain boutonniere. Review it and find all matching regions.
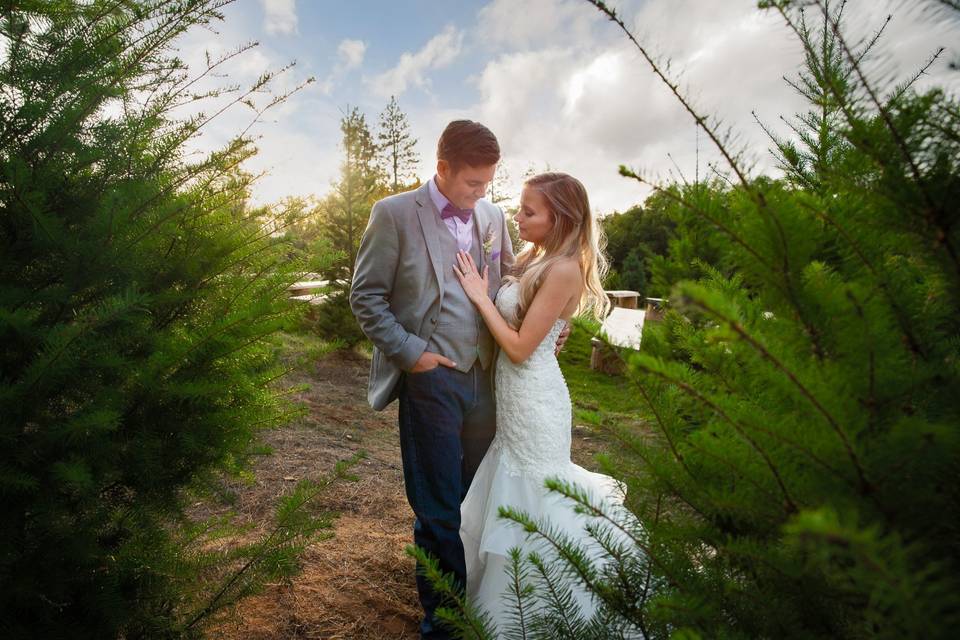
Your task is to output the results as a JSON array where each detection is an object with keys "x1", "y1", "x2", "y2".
[{"x1": 482, "y1": 227, "x2": 500, "y2": 261}]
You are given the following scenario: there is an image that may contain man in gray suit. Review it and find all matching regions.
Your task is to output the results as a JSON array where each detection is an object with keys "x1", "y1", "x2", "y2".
[{"x1": 350, "y1": 120, "x2": 513, "y2": 639}]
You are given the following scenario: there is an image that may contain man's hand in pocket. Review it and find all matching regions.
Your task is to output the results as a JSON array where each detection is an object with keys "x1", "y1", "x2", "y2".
[{"x1": 410, "y1": 351, "x2": 457, "y2": 373}]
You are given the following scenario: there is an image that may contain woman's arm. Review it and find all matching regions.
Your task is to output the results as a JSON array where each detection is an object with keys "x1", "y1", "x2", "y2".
[{"x1": 455, "y1": 251, "x2": 580, "y2": 364}]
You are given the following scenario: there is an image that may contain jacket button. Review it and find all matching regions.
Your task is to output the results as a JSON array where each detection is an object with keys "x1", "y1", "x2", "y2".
[{"x1": 430, "y1": 317, "x2": 436, "y2": 324}]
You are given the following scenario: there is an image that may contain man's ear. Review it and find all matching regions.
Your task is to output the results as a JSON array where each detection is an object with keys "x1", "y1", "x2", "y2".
[{"x1": 436, "y1": 159, "x2": 450, "y2": 182}]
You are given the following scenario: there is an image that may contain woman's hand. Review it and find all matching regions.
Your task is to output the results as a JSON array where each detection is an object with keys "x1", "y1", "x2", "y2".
[{"x1": 454, "y1": 250, "x2": 489, "y2": 304}]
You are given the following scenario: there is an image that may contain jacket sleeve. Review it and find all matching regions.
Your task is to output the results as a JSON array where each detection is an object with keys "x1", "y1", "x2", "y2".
[{"x1": 350, "y1": 200, "x2": 428, "y2": 371}]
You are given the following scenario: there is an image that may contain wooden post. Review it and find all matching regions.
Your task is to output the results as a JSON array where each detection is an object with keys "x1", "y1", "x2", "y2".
[
  {"x1": 590, "y1": 337, "x2": 624, "y2": 375},
  {"x1": 644, "y1": 297, "x2": 665, "y2": 323}
]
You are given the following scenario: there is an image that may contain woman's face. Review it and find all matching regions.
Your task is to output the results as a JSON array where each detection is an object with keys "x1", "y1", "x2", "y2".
[{"x1": 515, "y1": 186, "x2": 554, "y2": 245}]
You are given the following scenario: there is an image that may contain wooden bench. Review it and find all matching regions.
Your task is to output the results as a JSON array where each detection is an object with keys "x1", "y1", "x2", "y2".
[{"x1": 606, "y1": 290, "x2": 640, "y2": 309}]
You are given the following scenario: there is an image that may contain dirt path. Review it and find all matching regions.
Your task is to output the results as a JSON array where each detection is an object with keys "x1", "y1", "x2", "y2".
[{"x1": 209, "y1": 346, "x2": 611, "y2": 639}]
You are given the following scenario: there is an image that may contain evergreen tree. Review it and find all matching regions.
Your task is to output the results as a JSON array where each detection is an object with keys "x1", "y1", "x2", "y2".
[
  {"x1": 376, "y1": 95, "x2": 420, "y2": 193},
  {"x1": 415, "y1": 1, "x2": 960, "y2": 637},
  {"x1": 321, "y1": 105, "x2": 382, "y2": 282},
  {"x1": 643, "y1": 180, "x2": 734, "y2": 297},
  {"x1": 312, "y1": 107, "x2": 383, "y2": 346},
  {"x1": 0, "y1": 2, "x2": 336, "y2": 637}
]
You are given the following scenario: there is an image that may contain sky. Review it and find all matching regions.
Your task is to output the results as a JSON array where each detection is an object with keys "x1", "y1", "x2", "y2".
[{"x1": 173, "y1": 0, "x2": 960, "y2": 214}]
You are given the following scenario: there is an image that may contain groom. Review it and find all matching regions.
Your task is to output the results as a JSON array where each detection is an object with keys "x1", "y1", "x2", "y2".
[{"x1": 350, "y1": 120, "x2": 514, "y2": 638}]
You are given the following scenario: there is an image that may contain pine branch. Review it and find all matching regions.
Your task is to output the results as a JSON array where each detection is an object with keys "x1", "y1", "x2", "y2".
[
  {"x1": 798, "y1": 199, "x2": 927, "y2": 359},
  {"x1": 584, "y1": 1, "x2": 752, "y2": 190},
  {"x1": 501, "y1": 488, "x2": 681, "y2": 593},
  {"x1": 502, "y1": 548, "x2": 536, "y2": 640},
  {"x1": 525, "y1": 551, "x2": 586, "y2": 639},
  {"x1": 775, "y1": 1, "x2": 960, "y2": 279},
  {"x1": 679, "y1": 282, "x2": 871, "y2": 494},
  {"x1": 631, "y1": 355, "x2": 800, "y2": 513},
  {"x1": 405, "y1": 545, "x2": 497, "y2": 639}
]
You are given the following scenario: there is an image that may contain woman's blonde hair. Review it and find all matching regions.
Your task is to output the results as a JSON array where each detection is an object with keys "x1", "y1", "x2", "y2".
[{"x1": 506, "y1": 172, "x2": 609, "y2": 324}]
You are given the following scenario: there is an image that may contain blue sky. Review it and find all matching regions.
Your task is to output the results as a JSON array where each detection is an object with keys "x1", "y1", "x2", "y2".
[{"x1": 176, "y1": 0, "x2": 960, "y2": 213}]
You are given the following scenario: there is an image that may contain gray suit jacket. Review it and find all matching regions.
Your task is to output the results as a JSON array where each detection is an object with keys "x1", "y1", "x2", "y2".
[{"x1": 350, "y1": 182, "x2": 516, "y2": 410}]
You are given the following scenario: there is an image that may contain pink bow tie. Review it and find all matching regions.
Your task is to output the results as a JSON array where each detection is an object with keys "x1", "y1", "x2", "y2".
[{"x1": 441, "y1": 203, "x2": 473, "y2": 224}]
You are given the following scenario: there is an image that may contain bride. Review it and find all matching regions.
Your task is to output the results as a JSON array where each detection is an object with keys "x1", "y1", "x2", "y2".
[{"x1": 454, "y1": 172, "x2": 629, "y2": 630}]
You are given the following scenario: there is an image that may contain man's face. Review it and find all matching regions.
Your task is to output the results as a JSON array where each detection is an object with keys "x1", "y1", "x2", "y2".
[{"x1": 436, "y1": 160, "x2": 497, "y2": 210}]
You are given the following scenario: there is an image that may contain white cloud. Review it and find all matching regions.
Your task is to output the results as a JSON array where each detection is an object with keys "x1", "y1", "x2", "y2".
[
  {"x1": 474, "y1": 0, "x2": 595, "y2": 50},
  {"x1": 259, "y1": 0, "x2": 298, "y2": 36},
  {"x1": 451, "y1": 1, "x2": 820, "y2": 212},
  {"x1": 311, "y1": 39, "x2": 369, "y2": 96},
  {"x1": 337, "y1": 39, "x2": 367, "y2": 71},
  {"x1": 442, "y1": 0, "x2": 955, "y2": 213},
  {"x1": 168, "y1": 0, "x2": 960, "y2": 214},
  {"x1": 368, "y1": 25, "x2": 463, "y2": 97}
]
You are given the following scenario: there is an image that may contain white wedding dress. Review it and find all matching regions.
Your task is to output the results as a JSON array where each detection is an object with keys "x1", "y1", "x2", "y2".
[{"x1": 460, "y1": 280, "x2": 630, "y2": 631}]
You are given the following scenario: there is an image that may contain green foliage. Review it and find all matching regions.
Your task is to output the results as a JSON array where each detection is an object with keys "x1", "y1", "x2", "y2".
[
  {"x1": 642, "y1": 182, "x2": 735, "y2": 298},
  {"x1": 311, "y1": 289, "x2": 367, "y2": 347},
  {"x1": 601, "y1": 183, "x2": 736, "y2": 299},
  {"x1": 406, "y1": 545, "x2": 498, "y2": 640},
  {"x1": 0, "y1": 1, "x2": 335, "y2": 637},
  {"x1": 616, "y1": 248, "x2": 648, "y2": 297},
  {"x1": 601, "y1": 197, "x2": 673, "y2": 286}
]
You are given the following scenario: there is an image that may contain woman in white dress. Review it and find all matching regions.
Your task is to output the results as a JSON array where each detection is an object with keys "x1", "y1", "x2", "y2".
[{"x1": 454, "y1": 172, "x2": 629, "y2": 631}]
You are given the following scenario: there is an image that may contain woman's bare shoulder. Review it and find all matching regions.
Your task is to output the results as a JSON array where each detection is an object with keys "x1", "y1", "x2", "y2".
[{"x1": 544, "y1": 257, "x2": 582, "y2": 285}]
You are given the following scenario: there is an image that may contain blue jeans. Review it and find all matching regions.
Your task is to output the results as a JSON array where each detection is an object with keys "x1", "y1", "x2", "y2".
[{"x1": 398, "y1": 363, "x2": 496, "y2": 639}]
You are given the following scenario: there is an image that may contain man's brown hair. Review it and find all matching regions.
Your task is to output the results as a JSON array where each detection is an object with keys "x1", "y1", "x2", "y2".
[{"x1": 436, "y1": 120, "x2": 500, "y2": 171}]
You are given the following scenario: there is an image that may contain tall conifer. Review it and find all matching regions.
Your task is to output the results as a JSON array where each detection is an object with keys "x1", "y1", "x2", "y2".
[
  {"x1": 0, "y1": 2, "x2": 325, "y2": 636},
  {"x1": 321, "y1": 106, "x2": 381, "y2": 281},
  {"x1": 376, "y1": 95, "x2": 420, "y2": 193}
]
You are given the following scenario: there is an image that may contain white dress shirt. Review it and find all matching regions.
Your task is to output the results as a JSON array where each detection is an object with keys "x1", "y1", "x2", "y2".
[{"x1": 429, "y1": 175, "x2": 474, "y2": 253}]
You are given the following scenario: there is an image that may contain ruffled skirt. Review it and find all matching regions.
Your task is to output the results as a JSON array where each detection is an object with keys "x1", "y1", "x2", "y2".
[{"x1": 460, "y1": 439, "x2": 628, "y2": 631}]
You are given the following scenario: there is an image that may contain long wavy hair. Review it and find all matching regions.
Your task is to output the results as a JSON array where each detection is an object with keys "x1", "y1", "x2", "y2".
[{"x1": 506, "y1": 172, "x2": 609, "y2": 325}]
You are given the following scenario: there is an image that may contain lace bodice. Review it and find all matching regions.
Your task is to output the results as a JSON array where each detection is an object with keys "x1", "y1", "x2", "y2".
[
  {"x1": 491, "y1": 281, "x2": 572, "y2": 476},
  {"x1": 493, "y1": 281, "x2": 567, "y2": 364}
]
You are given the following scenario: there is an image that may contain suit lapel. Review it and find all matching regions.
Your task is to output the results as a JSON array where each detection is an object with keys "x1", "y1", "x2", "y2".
[
  {"x1": 473, "y1": 205, "x2": 486, "y2": 271},
  {"x1": 415, "y1": 183, "x2": 445, "y2": 298},
  {"x1": 473, "y1": 205, "x2": 499, "y2": 301}
]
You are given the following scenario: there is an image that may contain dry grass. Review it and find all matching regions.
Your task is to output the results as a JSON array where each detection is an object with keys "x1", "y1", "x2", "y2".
[
  {"x1": 201, "y1": 347, "x2": 421, "y2": 639},
  {"x1": 194, "y1": 337, "x2": 619, "y2": 639}
]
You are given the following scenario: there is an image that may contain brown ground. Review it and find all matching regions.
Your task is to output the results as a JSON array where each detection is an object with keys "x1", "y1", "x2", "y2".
[{"x1": 204, "y1": 345, "x2": 610, "y2": 639}]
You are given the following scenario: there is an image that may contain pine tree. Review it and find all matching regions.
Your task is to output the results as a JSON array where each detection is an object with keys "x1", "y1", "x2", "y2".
[
  {"x1": 376, "y1": 95, "x2": 420, "y2": 193},
  {"x1": 312, "y1": 107, "x2": 383, "y2": 345},
  {"x1": 415, "y1": 1, "x2": 960, "y2": 637},
  {"x1": 0, "y1": 2, "x2": 333, "y2": 637},
  {"x1": 321, "y1": 105, "x2": 382, "y2": 281}
]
